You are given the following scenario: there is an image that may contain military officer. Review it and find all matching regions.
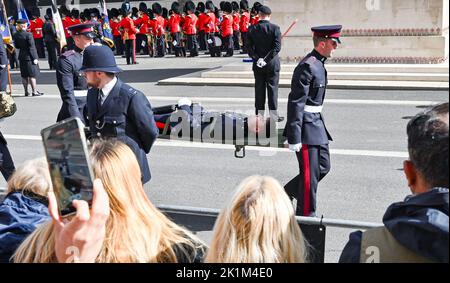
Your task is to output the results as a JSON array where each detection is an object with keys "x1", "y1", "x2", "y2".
[
  {"x1": 284, "y1": 25, "x2": 342, "y2": 217},
  {"x1": 56, "y1": 23, "x2": 95, "y2": 123},
  {"x1": 81, "y1": 44, "x2": 159, "y2": 184},
  {"x1": 246, "y1": 5, "x2": 283, "y2": 122}
]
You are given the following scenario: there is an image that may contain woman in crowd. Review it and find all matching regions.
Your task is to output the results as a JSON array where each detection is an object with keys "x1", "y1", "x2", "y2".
[
  {"x1": 13, "y1": 140, "x2": 206, "y2": 263},
  {"x1": 205, "y1": 175, "x2": 309, "y2": 263},
  {"x1": 0, "y1": 158, "x2": 51, "y2": 262}
]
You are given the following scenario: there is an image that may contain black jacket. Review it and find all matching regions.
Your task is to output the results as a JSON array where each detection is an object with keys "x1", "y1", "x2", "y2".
[
  {"x1": 339, "y1": 188, "x2": 449, "y2": 263},
  {"x1": 246, "y1": 20, "x2": 281, "y2": 65},
  {"x1": 86, "y1": 79, "x2": 159, "y2": 184},
  {"x1": 56, "y1": 47, "x2": 88, "y2": 122},
  {"x1": 12, "y1": 30, "x2": 38, "y2": 61},
  {"x1": 284, "y1": 49, "x2": 333, "y2": 145},
  {"x1": 43, "y1": 21, "x2": 57, "y2": 42},
  {"x1": 0, "y1": 33, "x2": 7, "y2": 67}
]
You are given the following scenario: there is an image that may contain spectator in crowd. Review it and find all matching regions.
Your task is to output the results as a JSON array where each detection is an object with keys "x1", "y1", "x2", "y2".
[
  {"x1": 339, "y1": 102, "x2": 449, "y2": 263},
  {"x1": 205, "y1": 175, "x2": 308, "y2": 263},
  {"x1": 13, "y1": 139, "x2": 206, "y2": 263},
  {"x1": 0, "y1": 158, "x2": 52, "y2": 263}
]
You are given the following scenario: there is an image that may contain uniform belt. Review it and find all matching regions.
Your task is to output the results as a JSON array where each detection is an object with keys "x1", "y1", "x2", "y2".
[
  {"x1": 304, "y1": 105, "x2": 323, "y2": 113},
  {"x1": 74, "y1": 90, "x2": 87, "y2": 97}
]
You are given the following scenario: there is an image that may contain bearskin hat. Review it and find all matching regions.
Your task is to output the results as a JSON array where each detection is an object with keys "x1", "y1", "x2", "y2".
[
  {"x1": 139, "y1": 2, "x2": 148, "y2": 13},
  {"x1": 240, "y1": 0, "x2": 249, "y2": 10},
  {"x1": 71, "y1": 8, "x2": 80, "y2": 19},
  {"x1": 206, "y1": 1, "x2": 215, "y2": 11},
  {"x1": 171, "y1": 2, "x2": 181, "y2": 14},
  {"x1": 222, "y1": 2, "x2": 233, "y2": 14},
  {"x1": 197, "y1": 2, "x2": 206, "y2": 13},
  {"x1": 185, "y1": 1, "x2": 196, "y2": 12},
  {"x1": 152, "y1": 3, "x2": 162, "y2": 15}
]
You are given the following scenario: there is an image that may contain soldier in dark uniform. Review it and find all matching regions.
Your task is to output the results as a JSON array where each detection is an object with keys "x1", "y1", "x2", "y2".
[
  {"x1": 245, "y1": 6, "x2": 283, "y2": 122},
  {"x1": 56, "y1": 23, "x2": 95, "y2": 123},
  {"x1": 12, "y1": 19, "x2": 43, "y2": 97},
  {"x1": 81, "y1": 44, "x2": 158, "y2": 184},
  {"x1": 284, "y1": 25, "x2": 342, "y2": 217},
  {"x1": 0, "y1": 33, "x2": 15, "y2": 181},
  {"x1": 43, "y1": 12, "x2": 58, "y2": 70}
]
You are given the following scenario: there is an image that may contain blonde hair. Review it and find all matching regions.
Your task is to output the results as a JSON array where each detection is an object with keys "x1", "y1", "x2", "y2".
[
  {"x1": 13, "y1": 140, "x2": 204, "y2": 263},
  {"x1": 7, "y1": 158, "x2": 52, "y2": 197},
  {"x1": 205, "y1": 176, "x2": 308, "y2": 263}
]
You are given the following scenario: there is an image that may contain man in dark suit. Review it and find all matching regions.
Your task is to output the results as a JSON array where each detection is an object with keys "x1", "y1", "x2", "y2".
[
  {"x1": 246, "y1": 5, "x2": 282, "y2": 122},
  {"x1": 284, "y1": 25, "x2": 342, "y2": 216},
  {"x1": 81, "y1": 44, "x2": 159, "y2": 184},
  {"x1": 12, "y1": 19, "x2": 43, "y2": 97}
]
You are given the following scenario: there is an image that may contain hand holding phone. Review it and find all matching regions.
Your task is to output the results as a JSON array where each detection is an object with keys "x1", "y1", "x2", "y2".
[
  {"x1": 41, "y1": 117, "x2": 95, "y2": 216},
  {"x1": 48, "y1": 179, "x2": 110, "y2": 263}
]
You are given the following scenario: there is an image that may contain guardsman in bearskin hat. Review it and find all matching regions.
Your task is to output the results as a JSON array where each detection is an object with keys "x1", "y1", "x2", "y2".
[
  {"x1": 220, "y1": 2, "x2": 234, "y2": 57},
  {"x1": 204, "y1": 1, "x2": 220, "y2": 57},
  {"x1": 182, "y1": 1, "x2": 199, "y2": 57},
  {"x1": 152, "y1": 2, "x2": 166, "y2": 57},
  {"x1": 71, "y1": 9, "x2": 81, "y2": 25},
  {"x1": 119, "y1": 2, "x2": 138, "y2": 64},
  {"x1": 29, "y1": 7, "x2": 45, "y2": 58},
  {"x1": 109, "y1": 8, "x2": 124, "y2": 55},
  {"x1": 134, "y1": 2, "x2": 150, "y2": 55},
  {"x1": 196, "y1": 2, "x2": 208, "y2": 51},
  {"x1": 169, "y1": 2, "x2": 186, "y2": 57},
  {"x1": 250, "y1": 2, "x2": 262, "y2": 25},
  {"x1": 231, "y1": 1, "x2": 241, "y2": 50},
  {"x1": 239, "y1": 0, "x2": 250, "y2": 54}
]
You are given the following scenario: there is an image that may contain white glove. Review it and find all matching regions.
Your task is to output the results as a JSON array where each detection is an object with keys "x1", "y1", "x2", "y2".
[
  {"x1": 0, "y1": 65, "x2": 5, "y2": 70},
  {"x1": 207, "y1": 39, "x2": 213, "y2": 44},
  {"x1": 256, "y1": 58, "x2": 267, "y2": 68},
  {"x1": 33, "y1": 59, "x2": 38, "y2": 65},
  {"x1": 178, "y1": 98, "x2": 192, "y2": 107},
  {"x1": 173, "y1": 40, "x2": 178, "y2": 46},
  {"x1": 289, "y1": 143, "x2": 302, "y2": 152}
]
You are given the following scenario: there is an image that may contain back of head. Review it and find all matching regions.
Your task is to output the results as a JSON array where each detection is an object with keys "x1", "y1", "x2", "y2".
[
  {"x1": 407, "y1": 102, "x2": 449, "y2": 189},
  {"x1": 7, "y1": 158, "x2": 52, "y2": 197},
  {"x1": 206, "y1": 176, "x2": 307, "y2": 263}
]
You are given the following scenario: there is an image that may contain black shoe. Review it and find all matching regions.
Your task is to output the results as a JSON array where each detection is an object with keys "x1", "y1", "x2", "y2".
[
  {"x1": 25, "y1": 92, "x2": 30, "y2": 97},
  {"x1": 32, "y1": 91, "x2": 44, "y2": 96}
]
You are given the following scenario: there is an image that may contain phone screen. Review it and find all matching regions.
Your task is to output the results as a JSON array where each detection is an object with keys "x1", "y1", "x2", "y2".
[{"x1": 41, "y1": 118, "x2": 94, "y2": 216}]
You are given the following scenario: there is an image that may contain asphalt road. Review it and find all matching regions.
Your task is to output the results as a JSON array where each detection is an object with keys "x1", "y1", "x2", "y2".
[{"x1": 1, "y1": 56, "x2": 448, "y2": 262}]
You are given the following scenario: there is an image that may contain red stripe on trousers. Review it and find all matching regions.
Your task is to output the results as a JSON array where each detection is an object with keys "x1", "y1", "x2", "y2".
[
  {"x1": 133, "y1": 39, "x2": 136, "y2": 63},
  {"x1": 301, "y1": 144, "x2": 311, "y2": 216}
]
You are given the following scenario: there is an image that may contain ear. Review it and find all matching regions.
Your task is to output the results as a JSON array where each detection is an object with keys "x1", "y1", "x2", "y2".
[{"x1": 403, "y1": 160, "x2": 417, "y2": 192}]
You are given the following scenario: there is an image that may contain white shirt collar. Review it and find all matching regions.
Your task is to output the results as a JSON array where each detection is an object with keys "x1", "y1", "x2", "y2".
[{"x1": 101, "y1": 76, "x2": 118, "y2": 100}]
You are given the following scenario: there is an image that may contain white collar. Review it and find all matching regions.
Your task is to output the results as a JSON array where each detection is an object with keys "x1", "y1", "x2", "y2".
[{"x1": 101, "y1": 76, "x2": 117, "y2": 98}]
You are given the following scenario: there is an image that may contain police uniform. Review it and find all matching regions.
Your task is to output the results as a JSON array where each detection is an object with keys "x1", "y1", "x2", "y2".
[
  {"x1": 283, "y1": 25, "x2": 342, "y2": 216},
  {"x1": 56, "y1": 23, "x2": 96, "y2": 122},
  {"x1": 81, "y1": 45, "x2": 159, "y2": 184},
  {"x1": 0, "y1": 33, "x2": 8, "y2": 92},
  {"x1": 246, "y1": 6, "x2": 282, "y2": 119}
]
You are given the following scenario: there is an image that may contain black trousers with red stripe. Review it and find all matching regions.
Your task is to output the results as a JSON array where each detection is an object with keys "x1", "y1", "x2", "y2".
[{"x1": 284, "y1": 144, "x2": 331, "y2": 216}]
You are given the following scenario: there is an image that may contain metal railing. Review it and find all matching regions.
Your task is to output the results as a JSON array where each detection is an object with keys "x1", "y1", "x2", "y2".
[{"x1": 157, "y1": 204, "x2": 383, "y2": 263}]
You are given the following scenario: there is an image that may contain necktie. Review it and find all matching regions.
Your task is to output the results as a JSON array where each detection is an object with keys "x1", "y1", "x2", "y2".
[{"x1": 98, "y1": 89, "x2": 105, "y2": 107}]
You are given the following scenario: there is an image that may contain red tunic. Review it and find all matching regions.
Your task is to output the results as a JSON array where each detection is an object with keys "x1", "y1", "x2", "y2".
[
  {"x1": 134, "y1": 14, "x2": 149, "y2": 35},
  {"x1": 168, "y1": 14, "x2": 182, "y2": 33},
  {"x1": 183, "y1": 14, "x2": 198, "y2": 35},
  {"x1": 240, "y1": 11, "x2": 250, "y2": 33},
  {"x1": 197, "y1": 13, "x2": 208, "y2": 32},
  {"x1": 250, "y1": 15, "x2": 260, "y2": 26},
  {"x1": 110, "y1": 19, "x2": 121, "y2": 37},
  {"x1": 29, "y1": 17, "x2": 44, "y2": 39},
  {"x1": 220, "y1": 14, "x2": 233, "y2": 37},
  {"x1": 119, "y1": 17, "x2": 137, "y2": 40},
  {"x1": 232, "y1": 13, "x2": 240, "y2": 32},
  {"x1": 154, "y1": 15, "x2": 166, "y2": 36}
]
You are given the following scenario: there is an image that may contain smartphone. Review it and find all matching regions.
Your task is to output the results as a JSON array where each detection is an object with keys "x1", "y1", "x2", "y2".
[{"x1": 41, "y1": 117, "x2": 95, "y2": 216}]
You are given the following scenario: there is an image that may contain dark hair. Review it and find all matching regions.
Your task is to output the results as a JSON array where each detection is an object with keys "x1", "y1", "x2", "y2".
[
  {"x1": 407, "y1": 102, "x2": 449, "y2": 188},
  {"x1": 313, "y1": 36, "x2": 327, "y2": 47}
]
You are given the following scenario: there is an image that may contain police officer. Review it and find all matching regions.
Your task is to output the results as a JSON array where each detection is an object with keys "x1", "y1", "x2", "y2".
[
  {"x1": 246, "y1": 6, "x2": 283, "y2": 121},
  {"x1": 81, "y1": 44, "x2": 158, "y2": 184},
  {"x1": 56, "y1": 23, "x2": 96, "y2": 123},
  {"x1": 284, "y1": 25, "x2": 342, "y2": 217}
]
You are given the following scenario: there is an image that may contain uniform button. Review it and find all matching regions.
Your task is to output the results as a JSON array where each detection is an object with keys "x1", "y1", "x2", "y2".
[
  {"x1": 113, "y1": 121, "x2": 117, "y2": 124},
  {"x1": 96, "y1": 120, "x2": 100, "y2": 124},
  {"x1": 97, "y1": 133, "x2": 101, "y2": 137}
]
